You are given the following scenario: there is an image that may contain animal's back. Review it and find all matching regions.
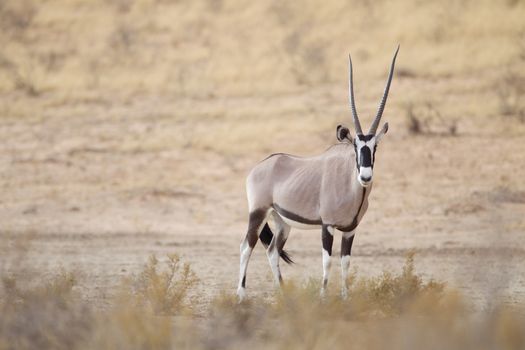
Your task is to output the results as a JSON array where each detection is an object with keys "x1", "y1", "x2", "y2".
[
  {"x1": 246, "y1": 153, "x2": 314, "y2": 212},
  {"x1": 246, "y1": 146, "x2": 351, "y2": 217}
]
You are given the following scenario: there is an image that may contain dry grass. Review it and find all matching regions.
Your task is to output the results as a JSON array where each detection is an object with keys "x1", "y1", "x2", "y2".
[
  {"x1": 405, "y1": 101, "x2": 458, "y2": 136},
  {"x1": 0, "y1": 0, "x2": 525, "y2": 349},
  {"x1": 0, "y1": 254, "x2": 195, "y2": 350},
  {"x1": 127, "y1": 254, "x2": 198, "y2": 315},
  {"x1": 194, "y1": 254, "x2": 525, "y2": 350},
  {"x1": 0, "y1": 0, "x2": 524, "y2": 99},
  {"x1": 215, "y1": 253, "x2": 521, "y2": 349},
  {"x1": 4, "y1": 254, "x2": 523, "y2": 350},
  {"x1": 498, "y1": 70, "x2": 525, "y2": 122}
]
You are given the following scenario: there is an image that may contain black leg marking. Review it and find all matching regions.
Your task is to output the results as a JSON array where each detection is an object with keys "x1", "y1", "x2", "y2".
[
  {"x1": 259, "y1": 223, "x2": 273, "y2": 247},
  {"x1": 239, "y1": 209, "x2": 268, "y2": 292},
  {"x1": 341, "y1": 234, "x2": 355, "y2": 257},
  {"x1": 322, "y1": 225, "x2": 334, "y2": 290},
  {"x1": 259, "y1": 223, "x2": 294, "y2": 264},
  {"x1": 246, "y1": 209, "x2": 266, "y2": 248},
  {"x1": 322, "y1": 225, "x2": 334, "y2": 256}
]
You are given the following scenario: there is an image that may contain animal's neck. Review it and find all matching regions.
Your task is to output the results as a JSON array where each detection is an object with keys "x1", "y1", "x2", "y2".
[{"x1": 352, "y1": 168, "x2": 371, "y2": 202}]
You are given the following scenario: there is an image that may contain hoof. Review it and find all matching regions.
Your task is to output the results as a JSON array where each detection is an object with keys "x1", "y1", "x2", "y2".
[
  {"x1": 237, "y1": 287, "x2": 246, "y2": 302},
  {"x1": 320, "y1": 288, "x2": 327, "y2": 299},
  {"x1": 341, "y1": 288, "x2": 349, "y2": 300}
]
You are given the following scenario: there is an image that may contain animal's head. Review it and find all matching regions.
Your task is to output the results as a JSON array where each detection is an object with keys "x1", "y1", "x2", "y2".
[{"x1": 337, "y1": 46, "x2": 399, "y2": 187}]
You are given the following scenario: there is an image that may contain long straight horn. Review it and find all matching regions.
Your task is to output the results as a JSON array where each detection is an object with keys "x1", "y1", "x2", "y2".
[
  {"x1": 369, "y1": 45, "x2": 400, "y2": 135},
  {"x1": 348, "y1": 54, "x2": 363, "y2": 135}
]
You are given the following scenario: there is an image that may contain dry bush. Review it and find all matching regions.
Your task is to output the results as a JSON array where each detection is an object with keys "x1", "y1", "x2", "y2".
[
  {"x1": 204, "y1": 254, "x2": 525, "y2": 350},
  {"x1": 0, "y1": 254, "x2": 195, "y2": 350},
  {"x1": 87, "y1": 298, "x2": 173, "y2": 350},
  {"x1": 128, "y1": 254, "x2": 198, "y2": 315},
  {"x1": 0, "y1": 0, "x2": 37, "y2": 38},
  {"x1": 0, "y1": 54, "x2": 40, "y2": 96},
  {"x1": 406, "y1": 101, "x2": 458, "y2": 136},
  {"x1": 1, "y1": 254, "x2": 525, "y2": 349},
  {"x1": 0, "y1": 271, "x2": 91, "y2": 350},
  {"x1": 498, "y1": 71, "x2": 525, "y2": 122},
  {"x1": 346, "y1": 251, "x2": 446, "y2": 316},
  {"x1": 109, "y1": 22, "x2": 137, "y2": 53}
]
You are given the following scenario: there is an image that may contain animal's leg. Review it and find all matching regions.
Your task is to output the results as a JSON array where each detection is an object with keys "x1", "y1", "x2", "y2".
[
  {"x1": 259, "y1": 213, "x2": 293, "y2": 264},
  {"x1": 340, "y1": 230, "x2": 356, "y2": 299},
  {"x1": 320, "y1": 225, "x2": 334, "y2": 297},
  {"x1": 237, "y1": 209, "x2": 268, "y2": 300},
  {"x1": 265, "y1": 212, "x2": 291, "y2": 287}
]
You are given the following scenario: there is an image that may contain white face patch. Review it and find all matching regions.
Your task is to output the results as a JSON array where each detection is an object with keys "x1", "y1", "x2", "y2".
[
  {"x1": 359, "y1": 166, "x2": 372, "y2": 179},
  {"x1": 355, "y1": 137, "x2": 376, "y2": 149},
  {"x1": 355, "y1": 136, "x2": 377, "y2": 186}
]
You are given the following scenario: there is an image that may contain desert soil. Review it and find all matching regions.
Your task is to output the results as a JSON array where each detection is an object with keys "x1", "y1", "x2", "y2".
[
  {"x1": 2, "y1": 81, "x2": 525, "y2": 311},
  {"x1": 1, "y1": 0, "x2": 524, "y2": 313}
]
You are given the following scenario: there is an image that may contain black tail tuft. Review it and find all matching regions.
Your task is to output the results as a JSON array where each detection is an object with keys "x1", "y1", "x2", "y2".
[
  {"x1": 279, "y1": 249, "x2": 294, "y2": 265},
  {"x1": 259, "y1": 223, "x2": 294, "y2": 265}
]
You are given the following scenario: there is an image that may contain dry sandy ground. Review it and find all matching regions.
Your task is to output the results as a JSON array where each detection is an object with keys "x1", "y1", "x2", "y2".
[
  {"x1": 1, "y1": 0, "x2": 524, "y2": 313},
  {"x1": 1, "y1": 77, "x2": 525, "y2": 311}
]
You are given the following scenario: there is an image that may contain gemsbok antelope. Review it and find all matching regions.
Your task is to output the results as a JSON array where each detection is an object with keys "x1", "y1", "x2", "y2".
[{"x1": 237, "y1": 46, "x2": 399, "y2": 300}]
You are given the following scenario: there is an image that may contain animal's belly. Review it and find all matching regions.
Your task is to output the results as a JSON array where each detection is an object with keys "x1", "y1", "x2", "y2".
[
  {"x1": 272, "y1": 202, "x2": 322, "y2": 230},
  {"x1": 278, "y1": 214, "x2": 321, "y2": 230}
]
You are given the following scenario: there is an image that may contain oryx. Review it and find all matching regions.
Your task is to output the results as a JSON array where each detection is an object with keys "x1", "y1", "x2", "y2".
[{"x1": 237, "y1": 46, "x2": 399, "y2": 300}]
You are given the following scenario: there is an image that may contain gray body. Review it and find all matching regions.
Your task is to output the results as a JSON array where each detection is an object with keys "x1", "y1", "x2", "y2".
[
  {"x1": 247, "y1": 144, "x2": 369, "y2": 231},
  {"x1": 237, "y1": 46, "x2": 399, "y2": 300}
]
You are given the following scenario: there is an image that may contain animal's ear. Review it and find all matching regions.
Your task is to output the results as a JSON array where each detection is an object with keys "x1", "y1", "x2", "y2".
[
  {"x1": 376, "y1": 122, "x2": 389, "y2": 143},
  {"x1": 336, "y1": 125, "x2": 352, "y2": 143}
]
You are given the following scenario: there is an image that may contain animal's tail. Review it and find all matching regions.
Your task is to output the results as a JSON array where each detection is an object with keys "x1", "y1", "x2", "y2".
[{"x1": 259, "y1": 223, "x2": 294, "y2": 265}]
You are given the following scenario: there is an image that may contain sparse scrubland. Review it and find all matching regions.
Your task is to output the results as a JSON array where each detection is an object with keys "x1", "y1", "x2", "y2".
[
  {"x1": 1, "y1": 0, "x2": 525, "y2": 348},
  {"x1": 1, "y1": 253, "x2": 525, "y2": 350}
]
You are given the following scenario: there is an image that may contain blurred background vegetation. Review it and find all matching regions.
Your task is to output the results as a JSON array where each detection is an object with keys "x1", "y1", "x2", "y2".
[
  {"x1": 1, "y1": 0, "x2": 525, "y2": 348},
  {"x1": 1, "y1": 0, "x2": 524, "y2": 97},
  {"x1": 1, "y1": 0, "x2": 524, "y2": 158}
]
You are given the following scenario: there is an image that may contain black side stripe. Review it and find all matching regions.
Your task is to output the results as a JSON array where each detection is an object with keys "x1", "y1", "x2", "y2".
[
  {"x1": 337, "y1": 188, "x2": 367, "y2": 232},
  {"x1": 273, "y1": 187, "x2": 367, "y2": 233},
  {"x1": 272, "y1": 204, "x2": 322, "y2": 225}
]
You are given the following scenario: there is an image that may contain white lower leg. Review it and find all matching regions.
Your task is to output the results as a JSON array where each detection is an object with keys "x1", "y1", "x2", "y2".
[
  {"x1": 267, "y1": 247, "x2": 282, "y2": 287},
  {"x1": 321, "y1": 249, "x2": 332, "y2": 297},
  {"x1": 341, "y1": 255, "x2": 351, "y2": 299},
  {"x1": 237, "y1": 241, "x2": 253, "y2": 300}
]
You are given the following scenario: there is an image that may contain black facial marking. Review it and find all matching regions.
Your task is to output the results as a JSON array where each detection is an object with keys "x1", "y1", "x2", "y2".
[
  {"x1": 357, "y1": 134, "x2": 374, "y2": 142},
  {"x1": 322, "y1": 225, "x2": 334, "y2": 256},
  {"x1": 355, "y1": 134, "x2": 376, "y2": 170},
  {"x1": 360, "y1": 146, "x2": 372, "y2": 167}
]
